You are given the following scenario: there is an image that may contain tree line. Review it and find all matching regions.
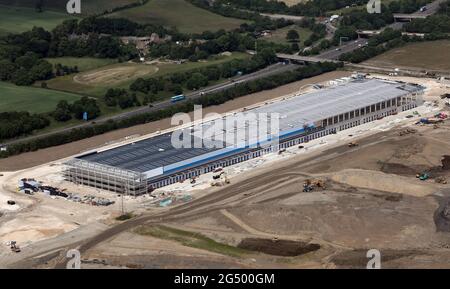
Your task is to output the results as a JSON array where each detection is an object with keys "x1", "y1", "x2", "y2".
[
  {"x1": 0, "y1": 112, "x2": 49, "y2": 140},
  {"x1": 207, "y1": 0, "x2": 367, "y2": 17},
  {"x1": 0, "y1": 20, "x2": 139, "y2": 86}
]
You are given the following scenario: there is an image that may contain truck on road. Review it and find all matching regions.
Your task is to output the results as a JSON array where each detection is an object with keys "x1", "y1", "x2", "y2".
[{"x1": 171, "y1": 94, "x2": 186, "y2": 103}]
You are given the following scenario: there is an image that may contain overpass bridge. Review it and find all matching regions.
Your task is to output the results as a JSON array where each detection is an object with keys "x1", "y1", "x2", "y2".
[
  {"x1": 393, "y1": 13, "x2": 428, "y2": 21},
  {"x1": 276, "y1": 53, "x2": 341, "y2": 64},
  {"x1": 357, "y1": 30, "x2": 425, "y2": 38}
]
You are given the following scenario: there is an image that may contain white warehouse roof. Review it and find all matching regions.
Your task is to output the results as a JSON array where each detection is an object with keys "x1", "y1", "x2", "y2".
[{"x1": 74, "y1": 78, "x2": 423, "y2": 177}]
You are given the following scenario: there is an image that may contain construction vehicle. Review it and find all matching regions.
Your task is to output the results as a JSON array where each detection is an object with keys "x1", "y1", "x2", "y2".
[
  {"x1": 190, "y1": 177, "x2": 196, "y2": 184},
  {"x1": 303, "y1": 181, "x2": 313, "y2": 192},
  {"x1": 211, "y1": 172, "x2": 230, "y2": 186},
  {"x1": 303, "y1": 179, "x2": 326, "y2": 192},
  {"x1": 10, "y1": 241, "x2": 20, "y2": 253},
  {"x1": 212, "y1": 172, "x2": 223, "y2": 180},
  {"x1": 416, "y1": 172, "x2": 429, "y2": 181},
  {"x1": 348, "y1": 142, "x2": 359, "y2": 147}
]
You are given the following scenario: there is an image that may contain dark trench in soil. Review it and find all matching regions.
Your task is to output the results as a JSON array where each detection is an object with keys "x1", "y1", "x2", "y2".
[{"x1": 237, "y1": 238, "x2": 321, "y2": 257}]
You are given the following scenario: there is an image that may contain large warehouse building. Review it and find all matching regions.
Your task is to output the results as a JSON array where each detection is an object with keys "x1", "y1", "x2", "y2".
[{"x1": 64, "y1": 78, "x2": 424, "y2": 194}]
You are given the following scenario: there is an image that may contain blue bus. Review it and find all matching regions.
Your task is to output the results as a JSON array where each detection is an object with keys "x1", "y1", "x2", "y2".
[{"x1": 171, "y1": 94, "x2": 185, "y2": 103}]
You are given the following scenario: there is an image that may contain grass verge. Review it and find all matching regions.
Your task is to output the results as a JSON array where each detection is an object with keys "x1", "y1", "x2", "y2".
[{"x1": 135, "y1": 225, "x2": 250, "y2": 257}]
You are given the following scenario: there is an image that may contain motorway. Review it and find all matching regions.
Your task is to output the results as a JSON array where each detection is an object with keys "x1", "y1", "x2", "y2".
[
  {"x1": 409, "y1": 0, "x2": 445, "y2": 16},
  {"x1": 3, "y1": 62, "x2": 299, "y2": 146},
  {"x1": 318, "y1": 38, "x2": 369, "y2": 60},
  {"x1": 313, "y1": 0, "x2": 444, "y2": 60}
]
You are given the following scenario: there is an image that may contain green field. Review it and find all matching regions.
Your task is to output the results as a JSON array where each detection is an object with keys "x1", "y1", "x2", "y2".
[
  {"x1": 108, "y1": 0, "x2": 246, "y2": 33},
  {"x1": 43, "y1": 52, "x2": 251, "y2": 97},
  {"x1": 154, "y1": 52, "x2": 250, "y2": 76},
  {"x1": 0, "y1": 0, "x2": 138, "y2": 15},
  {"x1": 0, "y1": 5, "x2": 77, "y2": 35},
  {"x1": 0, "y1": 81, "x2": 81, "y2": 113},
  {"x1": 364, "y1": 40, "x2": 450, "y2": 71},
  {"x1": 45, "y1": 57, "x2": 118, "y2": 72},
  {"x1": 262, "y1": 25, "x2": 313, "y2": 47}
]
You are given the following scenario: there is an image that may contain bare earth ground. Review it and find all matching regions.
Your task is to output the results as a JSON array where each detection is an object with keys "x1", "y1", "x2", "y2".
[
  {"x1": 0, "y1": 70, "x2": 350, "y2": 171},
  {"x1": 77, "y1": 118, "x2": 450, "y2": 269},
  {"x1": 1, "y1": 74, "x2": 450, "y2": 268}
]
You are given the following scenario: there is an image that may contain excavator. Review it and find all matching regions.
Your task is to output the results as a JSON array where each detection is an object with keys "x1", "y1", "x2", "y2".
[
  {"x1": 303, "y1": 179, "x2": 326, "y2": 192},
  {"x1": 10, "y1": 241, "x2": 20, "y2": 253},
  {"x1": 211, "y1": 172, "x2": 230, "y2": 186},
  {"x1": 416, "y1": 172, "x2": 429, "y2": 181}
]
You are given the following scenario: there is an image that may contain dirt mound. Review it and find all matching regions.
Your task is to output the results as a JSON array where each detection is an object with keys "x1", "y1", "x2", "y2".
[
  {"x1": 237, "y1": 238, "x2": 320, "y2": 256},
  {"x1": 442, "y1": 156, "x2": 450, "y2": 170},
  {"x1": 379, "y1": 162, "x2": 423, "y2": 176},
  {"x1": 434, "y1": 191, "x2": 450, "y2": 232}
]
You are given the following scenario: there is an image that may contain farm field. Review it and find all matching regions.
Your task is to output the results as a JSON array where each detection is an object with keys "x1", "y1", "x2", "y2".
[
  {"x1": 0, "y1": 0, "x2": 137, "y2": 15},
  {"x1": 43, "y1": 52, "x2": 251, "y2": 97},
  {"x1": 153, "y1": 52, "x2": 250, "y2": 76},
  {"x1": 43, "y1": 62, "x2": 160, "y2": 97},
  {"x1": 364, "y1": 40, "x2": 450, "y2": 71},
  {"x1": 108, "y1": 0, "x2": 246, "y2": 33},
  {"x1": 73, "y1": 63, "x2": 159, "y2": 86},
  {"x1": 0, "y1": 81, "x2": 81, "y2": 114},
  {"x1": 44, "y1": 57, "x2": 118, "y2": 72},
  {"x1": 262, "y1": 24, "x2": 313, "y2": 47},
  {"x1": 0, "y1": 5, "x2": 76, "y2": 35}
]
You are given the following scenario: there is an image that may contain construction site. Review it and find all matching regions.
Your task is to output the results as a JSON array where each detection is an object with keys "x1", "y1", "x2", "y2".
[
  {"x1": 64, "y1": 77, "x2": 424, "y2": 194},
  {"x1": 1, "y1": 73, "x2": 450, "y2": 269}
]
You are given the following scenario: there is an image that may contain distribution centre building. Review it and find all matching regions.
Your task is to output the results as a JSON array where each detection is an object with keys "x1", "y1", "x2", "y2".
[{"x1": 64, "y1": 78, "x2": 424, "y2": 194}]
